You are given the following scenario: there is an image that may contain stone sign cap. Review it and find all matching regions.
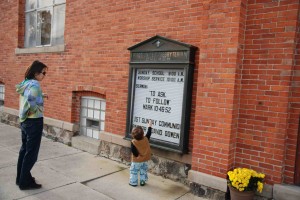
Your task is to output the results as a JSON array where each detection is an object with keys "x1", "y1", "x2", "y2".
[
  {"x1": 128, "y1": 35, "x2": 197, "y2": 64},
  {"x1": 128, "y1": 35, "x2": 196, "y2": 51}
]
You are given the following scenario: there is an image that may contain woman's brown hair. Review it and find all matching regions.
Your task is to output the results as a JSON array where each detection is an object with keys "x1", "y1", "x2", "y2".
[{"x1": 25, "y1": 60, "x2": 48, "y2": 80}]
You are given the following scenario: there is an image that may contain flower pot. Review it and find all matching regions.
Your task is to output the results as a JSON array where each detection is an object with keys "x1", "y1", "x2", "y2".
[{"x1": 229, "y1": 186, "x2": 255, "y2": 200}]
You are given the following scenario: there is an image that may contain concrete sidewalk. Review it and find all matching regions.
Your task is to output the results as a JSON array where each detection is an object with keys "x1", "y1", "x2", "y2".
[{"x1": 0, "y1": 122, "x2": 205, "y2": 200}]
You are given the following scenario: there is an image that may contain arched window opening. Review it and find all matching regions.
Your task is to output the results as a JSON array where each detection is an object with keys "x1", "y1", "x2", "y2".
[{"x1": 80, "y1": 96, "x2": 106, "y2": 139}]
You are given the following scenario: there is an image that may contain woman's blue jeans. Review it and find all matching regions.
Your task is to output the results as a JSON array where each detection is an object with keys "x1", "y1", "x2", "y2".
[{"x1": 16, "y1": 118, "x2": 43, "y2": 187}]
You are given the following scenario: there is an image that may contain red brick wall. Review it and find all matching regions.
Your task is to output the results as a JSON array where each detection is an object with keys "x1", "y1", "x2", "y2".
[
  {"x1": 71, "y1": 91, "x2": 106, "y2": 123},
  {"x1": 192, "y1": 0, "x2": 247, "y2": 178},
  {"x1": 17, "y1": 0, "x2": 25, "y2": 48},
  {"x1": 239, "y1": 0, "x2": 299, "y2": 184},
  {"x1": 0, "y1": 1, "x2": 19, "y2": 109},
  {"x1": 1, "y1": 0, "x2": 300, "y2": 186},
  {"x1": 0, "y1": 0, "x2": 201, "y2": 141},
  {"x1": 285, "y1": 5, "x2": 300, "y2": 184}
]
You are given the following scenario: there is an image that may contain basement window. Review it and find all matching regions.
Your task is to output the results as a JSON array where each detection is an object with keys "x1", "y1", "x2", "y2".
[{"x1": 80, "y1": 97, "x2": 106, "y2": 139}]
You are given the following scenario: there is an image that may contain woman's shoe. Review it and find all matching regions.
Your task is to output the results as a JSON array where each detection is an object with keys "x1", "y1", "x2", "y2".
[
  {"x1": 16, "y1": 177, "x2": 35, "y2": 186},
  {"x1": 19, "y1": 182, "x2": 42, "y2": 190}
]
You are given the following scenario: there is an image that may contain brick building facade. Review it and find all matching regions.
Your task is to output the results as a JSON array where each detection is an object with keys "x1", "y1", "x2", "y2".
[{"x1": 0, "y1": 0, "x2": 299, "y2": 199}]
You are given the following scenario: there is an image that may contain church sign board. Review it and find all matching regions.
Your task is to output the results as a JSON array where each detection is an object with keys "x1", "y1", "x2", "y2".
[{"x1": 125, "y1": 35, "x2": 196, "y2": 153}]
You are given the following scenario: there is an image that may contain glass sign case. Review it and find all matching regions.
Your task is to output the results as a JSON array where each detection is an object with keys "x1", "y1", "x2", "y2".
[{"x1": 126, "y1": 35, "x2": 196, "y2": 153}]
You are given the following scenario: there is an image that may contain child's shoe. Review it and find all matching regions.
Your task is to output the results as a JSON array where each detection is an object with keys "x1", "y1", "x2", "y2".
[
  {"x1": 140, "y1": 180, "x2": 145, "y2": 186},
  {"x1": 129, "y1": 183, "x2": 137, "y2": 187}
]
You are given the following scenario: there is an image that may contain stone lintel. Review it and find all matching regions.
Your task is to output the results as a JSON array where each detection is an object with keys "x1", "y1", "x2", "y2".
[
  {"x1": 3, "y1": 107, "x2": 190, "y2": 165},
  {"x1": 99, "y1": 131, "x2": 131, "y2": 147},
  {"x1": 151, "y1": 147, "x2": 192, "y2": 164},
  {"x1": 44, "y1": 117, "x2": 79, "y2": 132},
  {"x1": 273, "y1": 184, "x2": 300, "y2": 200},
  {"x1": 188, "y1": 170, "x2": 273, "y2": 199},
  {"x1": 188, "y1": 170, "x2": 227, "y2": 192},
  {"x1": 2, "y1": 107, "x2": 78, "y2": 132},
  {"x1": 15, "y1": 44, "x2": 65, "y2": 54},
  {"x1": 3, "y1": 107, "x2": 18, "y2": 116},
  {"x1": 72, "y1": 135, "x2": 101, "y2": 155}
]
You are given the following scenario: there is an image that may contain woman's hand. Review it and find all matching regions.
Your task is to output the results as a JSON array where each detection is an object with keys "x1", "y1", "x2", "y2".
[{"x1": 42, "y1": 93, "x2": 48, "y2": 99}]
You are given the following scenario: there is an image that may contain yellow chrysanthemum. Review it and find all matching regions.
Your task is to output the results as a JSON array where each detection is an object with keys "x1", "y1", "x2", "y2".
[
  {"x1": 228, "y1": 168, "x2": 265, "y2": 192},
  {"x1": 257, "y1": 181, "x2": 263, "y2": 193}
]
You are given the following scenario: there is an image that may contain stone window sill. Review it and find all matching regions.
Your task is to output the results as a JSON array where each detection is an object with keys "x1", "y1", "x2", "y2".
[{"x1": 15, "y1": 44, "x2": 65, "y2": 54}]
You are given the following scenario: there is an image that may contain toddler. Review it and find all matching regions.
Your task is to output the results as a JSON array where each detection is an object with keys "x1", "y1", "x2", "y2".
[{"x1": 129, "y1": 120, "x2": 152, "y2": 186}]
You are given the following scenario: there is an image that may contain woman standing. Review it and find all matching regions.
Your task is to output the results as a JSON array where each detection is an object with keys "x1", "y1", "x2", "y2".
[{"x1": 15, "y1": 60, "x2": 48, "y2": 190}]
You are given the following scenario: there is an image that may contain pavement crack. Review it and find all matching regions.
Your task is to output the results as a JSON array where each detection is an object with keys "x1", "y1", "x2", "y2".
[
  {"x1": 174, "y1": 191, "x2": 191, "y2": 200},
  {"x1": 37, "y1": 151, "x2": 83, "y2": 162},
  {"x1": 81, "y1": 168, "x2": 128, "y2": 185},
  {"x1": 15, "y1": 182, "x2": 77, "y2": 200}
]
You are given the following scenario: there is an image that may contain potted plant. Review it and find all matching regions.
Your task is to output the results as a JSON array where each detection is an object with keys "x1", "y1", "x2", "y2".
[{"x1": 227, "y1": 168, "x2": 265, "y2": 200}]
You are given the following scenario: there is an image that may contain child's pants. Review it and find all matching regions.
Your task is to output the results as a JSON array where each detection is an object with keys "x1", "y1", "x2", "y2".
[{"x1": 129, "y1": 162, "x2": 148, "y2": 186}]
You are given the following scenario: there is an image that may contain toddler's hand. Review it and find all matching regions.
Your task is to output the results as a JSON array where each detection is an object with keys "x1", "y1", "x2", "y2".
[{"x1": 148, "y1": 120, "x2": 152, "y2": 127}]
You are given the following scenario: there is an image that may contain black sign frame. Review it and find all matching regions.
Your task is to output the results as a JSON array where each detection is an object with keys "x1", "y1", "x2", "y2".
[{"x1": 125, "y1": 35, "x2": 196, "y2": 154}]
